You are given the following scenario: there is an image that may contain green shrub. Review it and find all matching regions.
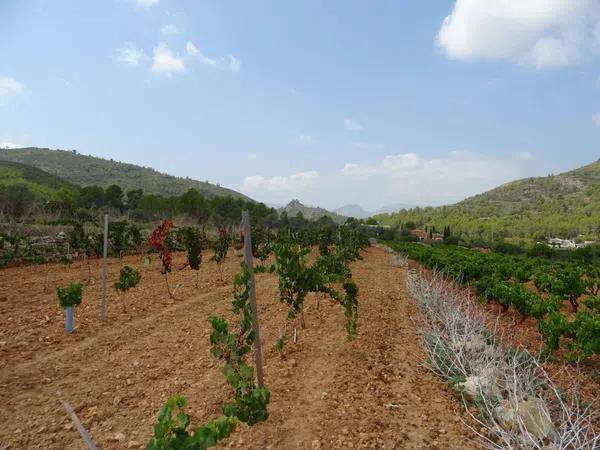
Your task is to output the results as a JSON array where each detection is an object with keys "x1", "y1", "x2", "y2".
[
  {"x1": 114, "y1": 265, "x2": 141, "y2": 292},
  {"x1": 56, "y1": 283, "x2": 83, "y2": 308}
]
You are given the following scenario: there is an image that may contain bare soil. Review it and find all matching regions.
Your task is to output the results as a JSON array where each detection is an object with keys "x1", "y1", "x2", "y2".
[{"x1": 0, "y1": 247, "x2": 480, "y2": 449}]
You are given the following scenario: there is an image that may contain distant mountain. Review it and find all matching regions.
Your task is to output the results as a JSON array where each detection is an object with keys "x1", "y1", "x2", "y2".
[
  {"x1": 0, "y1": 160, "x2": 76, "y2": 197},
  {"x1": 0, "y1": 147, "x2": 251, "y2": 200},
  {"x1": 334, "y1": 204, "x2": 371, "y2": 219},
  {"x1": 334, "y1": 203, "x2": 416, "y2": 219},
  {"x1": 280, "y1": 199, "x2": 347, "y2": 224},
  {"x1": 375, "y1": 160, "x2": 600, "y2": 240}
]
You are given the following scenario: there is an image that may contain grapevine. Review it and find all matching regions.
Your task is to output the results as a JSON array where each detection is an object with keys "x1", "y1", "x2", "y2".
[
  {"x1": 178, "y1": 226, "x2": 204, "y2": 288},
  {"x1": 148, "y1": 220, "x2": 174, "y2": 298},
  {"x1": 211, "y1": 226, "x2": 230, "y2": 281},
  {"x1": 114, "y1": 265, "x2": 141, "y2": 292}
]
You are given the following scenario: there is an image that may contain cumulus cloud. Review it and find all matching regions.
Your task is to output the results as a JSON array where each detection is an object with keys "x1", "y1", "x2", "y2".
[
  {"x1": 593, "y1": 113, "x2": 600, "y2": 127},
  {"x1": 0, "y1": 76, "x2": 27, "y2": 97},
  {"x1": 186, "y1": 41, "x2": 216, "y2": 66},
  {"x1": 247, "y1": 153, "x2": 257, "y2": 161},
  {"x1": 344, "y1": 118, "x2": 364, "y2": 131},
  {"x1": 437, "y1": 0, "x2": 600, "y2": 69},
  {"x1": 151, "y1": 42, "x2": 185, "y2": 74},
  {"x1": 160, "y1": 24, "x2": 178, "y2": 35},
  {"x1": 186, "y1": 41, "x2": 240, "y2": 71},
  {"x1": 243, "y1": 170, "x2": 319, "y2": 192},
  {"x1": 114, "y1": 43, "x2": 146, "y2": 67},
  {"x1": 113, "y1": 40, "x2": 239, "y2": 76}
]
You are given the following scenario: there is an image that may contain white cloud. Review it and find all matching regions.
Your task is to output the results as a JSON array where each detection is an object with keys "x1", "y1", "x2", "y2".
[
  {"x1": 186, "y1": 41, "x2": 240, "y2": 71},
  {"x1": 114, "y1": 43, "x2": 146, "y2": 67},
  {"x1": 437, "y1": 0, "x2": 600, "y2": 69},
  {"x1": 134, "y1": 0, "x2": 158, "y2": 7},
  {"x1": 160, "y1": 24, "x2": 178, "y2": 35},
  {"x1": 344, "y1": 118, "x2": 364, "y2": 131},
  {"x1": 243, "y1": 170, "x2": 319, "y2": 192},
  {"x1": 151, "y1": 42, "x2": 185, "y2": 75},
  {"x1": 593, "y1": 113, "x2": 600, "y2": 127},
  {"x1": 0, "y1": 76, "x2": 27, "y2": 98},
  {"x1": 247, "y1": 153, "x2": 257, "y2": 161},
  {"x1": 0, "y1": 141, "x2": 25, "y2": 149},
  {"x1": 186, "y1": 41, "x2": 217, "y2": 66}
]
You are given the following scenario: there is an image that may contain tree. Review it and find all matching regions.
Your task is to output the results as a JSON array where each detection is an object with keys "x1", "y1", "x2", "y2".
[
  {"x1": 79, "y1": 185, "x2": 105, "y2": 209},
  {"x1": 365, "y1": 217, "x2": 378, "y2": 226},
  {"x1": 0, "y1": 185, "x2": 36, "y2": 218},
  {"x1": 105, "y1": 184, "x2": 124, "y2": 211},
  {"x1": 126, "y1": 188, "x2": 143, "y2": 210}
]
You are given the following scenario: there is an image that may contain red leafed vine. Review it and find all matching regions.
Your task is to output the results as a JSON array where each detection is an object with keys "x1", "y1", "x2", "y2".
[{"x1": 148, "y1": 219, "x2": 173, "y2": 274}]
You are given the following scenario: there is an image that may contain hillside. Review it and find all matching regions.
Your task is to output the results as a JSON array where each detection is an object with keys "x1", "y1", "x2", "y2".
[
  {"x1": 0, "y1": 160, "x2": 76, "y2": 197},
  {"x1": 375, "y1": 160, "x2": 600, "y2": 241},
  {"x1": 281, "y1": 199, "x2": 347, "y2": 224},
  {"x1": 0, "y1": 147, "x2": 251, "y2": 200}
]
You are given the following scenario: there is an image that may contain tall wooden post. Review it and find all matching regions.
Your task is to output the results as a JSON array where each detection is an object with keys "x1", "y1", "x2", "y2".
[
  {"x1": 241, "y1": 210, "x2": 265, "y2": 388},
  {"x1": 100, "y1": 213, "x2": 109, "y2": 321}
]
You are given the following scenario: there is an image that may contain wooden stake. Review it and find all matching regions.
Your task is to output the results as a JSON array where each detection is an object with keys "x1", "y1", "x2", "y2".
[
  {"x1": 241, "y1": 210, "x2": 265, "y2": 388},
  {"x1": 99, "y1": 213, "x2": 109, "y2": 321},
  {"x1": 57, "y1": 392, "x2": 98, "y2": 450},
  {"x1": 293, "y1": 327, "x2": 298, "y2": 344}
]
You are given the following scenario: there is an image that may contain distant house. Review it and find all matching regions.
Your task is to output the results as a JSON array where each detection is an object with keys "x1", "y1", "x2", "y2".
[
  {"x1": 410, "y1": 229, "x2": 443, "y2": 241},
  {"x1": 546, "y1": 238, "x2": 595, "y2": 249}
]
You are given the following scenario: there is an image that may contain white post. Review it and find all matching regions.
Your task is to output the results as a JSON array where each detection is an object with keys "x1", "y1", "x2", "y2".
[
  {"x1": 100, "y1": 213, "x2": 109, "y2": 321},
  {"x1": 242, "y1": 210, "x2": 265, "y2": 388}
]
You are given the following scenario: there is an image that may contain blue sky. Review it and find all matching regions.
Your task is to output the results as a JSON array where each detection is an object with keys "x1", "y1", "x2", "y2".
[{"x1": 1, "y1": 0, "x2": 599, "y2": 210}]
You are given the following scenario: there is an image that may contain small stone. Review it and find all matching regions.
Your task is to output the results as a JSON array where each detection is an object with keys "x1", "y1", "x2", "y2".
[
  {"x1": 311, "y1": 439, "x2": 320, "y2": 449},
  {"x1": 64, "y1": 423, "x2": 73, "y2": 431},
  {"x1": 113, "y1": 396, "x2": 122, "y2": 406},
  {"x1": 128, "y1": 441, "x2": 141, "y2": 448},
  {"x1": 126, "y1": 378, "x2": 133, "y2": 385},
  {"x1": 115, "y1": 432, "x2": 126, "y2": 442},
  {"x1": 290, "y1": 359, "x2": 297, "y2": 367},
  {"x1": 321, "y1": 392, "x2": 328, "y2": 400}
]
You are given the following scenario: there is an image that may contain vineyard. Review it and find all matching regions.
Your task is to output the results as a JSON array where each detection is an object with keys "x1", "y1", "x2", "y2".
[
  {"x1": 2, "y1": 212, "x2": 598, "y2": 448},
  {"x1": 385, "y1": 241, "x2": 600, "y2": 364}
]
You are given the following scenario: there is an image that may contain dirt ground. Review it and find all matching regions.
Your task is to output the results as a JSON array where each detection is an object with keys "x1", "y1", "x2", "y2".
[{"x1": 1, "y1": 247, "x2": 482, "y2": 449}]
